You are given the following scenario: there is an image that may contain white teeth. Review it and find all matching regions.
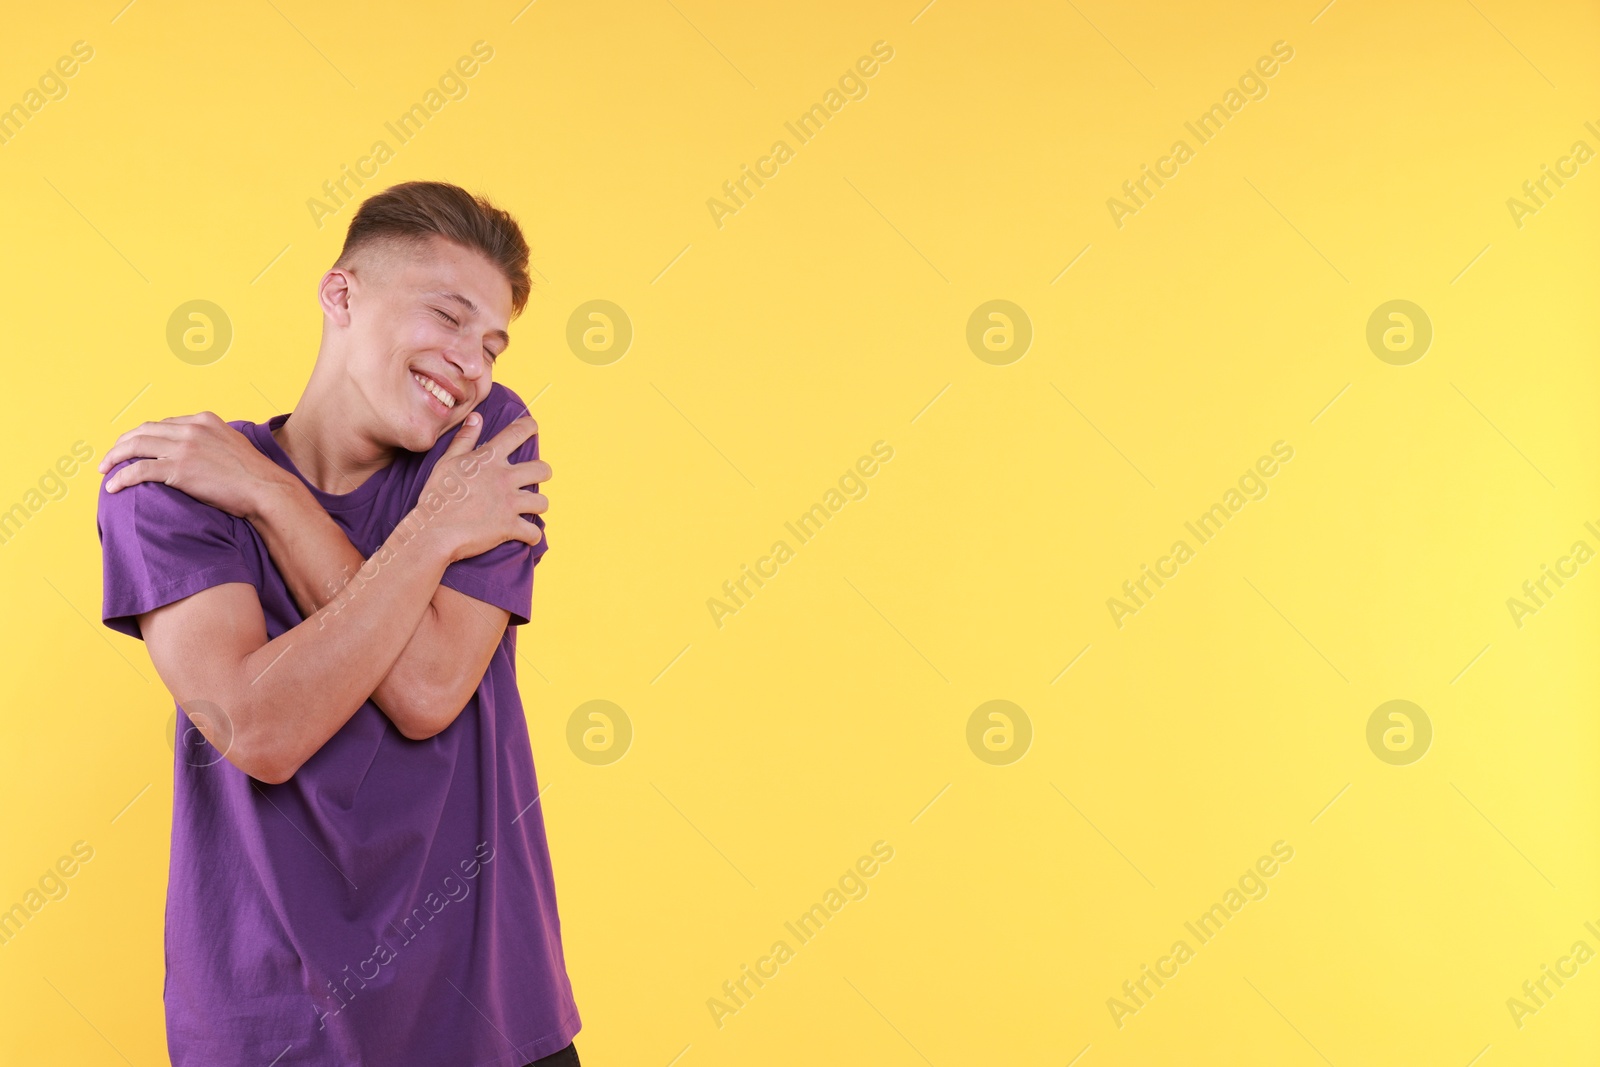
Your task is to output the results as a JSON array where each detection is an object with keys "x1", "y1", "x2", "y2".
[{"x1": 413, "y1": 372, "x2": 456, "y2": 408}]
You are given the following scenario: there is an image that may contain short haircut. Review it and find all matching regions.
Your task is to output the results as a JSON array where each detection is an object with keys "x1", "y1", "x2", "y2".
[{"x1": 334, "y1": 180, "x2": 532, "y2": 318}]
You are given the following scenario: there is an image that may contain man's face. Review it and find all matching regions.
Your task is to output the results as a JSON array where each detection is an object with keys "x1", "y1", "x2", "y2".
[{"x1": 337, "y1": 234, "x2": 514, "y2": 453}]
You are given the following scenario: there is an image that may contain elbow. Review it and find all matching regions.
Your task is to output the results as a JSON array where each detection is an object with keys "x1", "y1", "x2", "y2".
[
  {"x1": 387, "y1": 669, "x2": 455, "y2": 741},
  {"x1": 393, "y1": 684, "x2": 464, "y2": 735},
  {"x1": 220, "y1": 744, "x2": 296, "y2": 785},
  {"x1": 232, "y1": 735, "x2": 301, "y2": 785},
  {"x1": 225, "y1": 707, "x2": 304, "y2": 785},
  {"x1": 250, "y1": 760, "x2": 297, "y2": 786},
  {"x1": 396, "y1": 713, "x2": 446, "y2": 742},
  {"x1": 180, "y1": 691, "x2": 300, "y2": 784}
]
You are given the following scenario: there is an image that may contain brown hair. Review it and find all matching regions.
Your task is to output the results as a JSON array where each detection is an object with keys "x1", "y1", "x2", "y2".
[{"x1": 335, "y1": 180, "x2": 532, "y2": 318}]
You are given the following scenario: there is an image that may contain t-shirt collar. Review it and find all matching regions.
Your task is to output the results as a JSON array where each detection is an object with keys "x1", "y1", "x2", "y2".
[{"x1": 245, "y1": 414, "x2": 392, "y2": 513}]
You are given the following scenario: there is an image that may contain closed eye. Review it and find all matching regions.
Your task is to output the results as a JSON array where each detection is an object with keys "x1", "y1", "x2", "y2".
[{"x1": 434, "y1": 306, "x2": 498, "y2": 364}]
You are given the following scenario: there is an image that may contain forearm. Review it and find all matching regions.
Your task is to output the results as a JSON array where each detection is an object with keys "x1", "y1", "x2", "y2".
[
  {"x1": 230, "y1": 507, "x2": 453, "y2": 782},
  {"x1": 248, "y1": 477, "x2": 373, "y2": 614},
  {"x1": 247, "y1": 473, "x2": 446, "y2": 736}
]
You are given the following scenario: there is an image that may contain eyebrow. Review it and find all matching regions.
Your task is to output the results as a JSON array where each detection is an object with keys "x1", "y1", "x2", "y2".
[{"x1": 426, "y1": 289, "x2": 510, "y2": 348}]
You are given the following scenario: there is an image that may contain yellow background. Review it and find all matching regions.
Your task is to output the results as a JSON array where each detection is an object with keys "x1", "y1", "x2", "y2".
[{"x1": 1, "y1": 0, "x2": 1597, "y2": 1063}]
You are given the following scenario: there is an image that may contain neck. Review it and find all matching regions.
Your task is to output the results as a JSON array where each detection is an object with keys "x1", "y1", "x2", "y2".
[{"x1": 271, "y1": 361, "x2": 398, "y2": 496}]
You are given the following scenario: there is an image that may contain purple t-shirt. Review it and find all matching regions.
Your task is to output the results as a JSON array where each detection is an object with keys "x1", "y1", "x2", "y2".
[{"x1": 96, "y1": 382, "x2": 580, "y2": 1067}]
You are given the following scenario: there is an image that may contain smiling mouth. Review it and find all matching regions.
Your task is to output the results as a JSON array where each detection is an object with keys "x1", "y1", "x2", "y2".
[{"x1": 412, "y1": 371, "x2": 458, "y2": 413}]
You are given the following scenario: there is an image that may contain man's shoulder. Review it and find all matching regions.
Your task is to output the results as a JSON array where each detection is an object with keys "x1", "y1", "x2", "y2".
[
  {"x1": 476, "y1": 382, "x2": 533, "y2": 434},
  {"x1": 97, "y1": 451, "x2": 242, "y2": 534},
  {"x1": 427, "y1": 382, "x2": 536, "y2": 458},
  {"x1": 97, "y1": 413, "x2": 261, "y2": 493}
]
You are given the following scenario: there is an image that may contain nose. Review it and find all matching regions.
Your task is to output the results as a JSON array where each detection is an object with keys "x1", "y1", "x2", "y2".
[{"x1": 444, "y1": 342, "x2": 489, "y2": 385}]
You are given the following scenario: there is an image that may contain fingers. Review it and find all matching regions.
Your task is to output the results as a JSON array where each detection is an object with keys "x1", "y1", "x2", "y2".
[
  {"x1": 513, "y1": 489, "x2": 548, "y2": 516},
  {"x1": 98, "y1": 426, "x2": 148, "y2": 472},
  {"x1": 104, "y1": 458, "x2": 165, "y2": 493},
  {"x1": 510, "y1": 512, "x2": 546, "y2": 548},
  {"x1": 98, "y1": 430, "x2": 176, "y2": 474},
  {"x1": 487, "y1": 415, "x2": 539, "y2": 457},
  {"x1": 160, "y1": 412, "x2": 220, "y2": 426},
  {"x1": 511, "y1": 458, "x2": 552, "y2": 487},
  {"x1": 442, "y1": 412, "x2": 484, "y2": 458},
  {"x1": 97, "y1": 417, "x2": 211, "y2": 472}
]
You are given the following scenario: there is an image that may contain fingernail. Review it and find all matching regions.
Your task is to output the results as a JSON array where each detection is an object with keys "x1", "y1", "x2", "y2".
[{"x1": 467, "y1": 413, "x2": 479, "y2": 424}]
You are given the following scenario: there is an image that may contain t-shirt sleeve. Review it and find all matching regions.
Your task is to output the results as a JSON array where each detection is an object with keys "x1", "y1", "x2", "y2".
[
  {"x1": 437, "y1": 387, "x2": 548, "y2": 628},
  {"x1": 98, "y1": 459, "x2": 258, "y2": 641}
]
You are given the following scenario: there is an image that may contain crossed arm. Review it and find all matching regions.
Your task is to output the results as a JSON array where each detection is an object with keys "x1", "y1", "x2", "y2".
[
  {"x1": 107, "y1": 410, "x2": 546, "y2": 783},
  {"x1": 244, "y1": 475, "x2": 511, "y2": 741}
]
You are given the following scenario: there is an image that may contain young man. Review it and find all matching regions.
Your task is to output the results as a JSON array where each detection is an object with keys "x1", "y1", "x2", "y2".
[{"x1": 96, "y1": 181, "x2": 582, "y2": 1066}]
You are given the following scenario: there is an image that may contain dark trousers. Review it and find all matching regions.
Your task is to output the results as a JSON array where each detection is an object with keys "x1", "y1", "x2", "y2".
[{"x1": 524, "y1": 1042, "x2": 580, "y2": 1067}]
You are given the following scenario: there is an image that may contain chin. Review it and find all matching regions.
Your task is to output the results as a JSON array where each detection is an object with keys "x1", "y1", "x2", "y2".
[
  {"x1": 399, "y1": 418, "x2": 445, "y2": 453},
  {"x1": 424, "y1": 422, "x2": 456, "y2": 449}
]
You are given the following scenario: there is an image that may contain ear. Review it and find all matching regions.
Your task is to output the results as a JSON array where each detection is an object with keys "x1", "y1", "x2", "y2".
[{"x1": 318, "y1": 267, "x2": 356, "y2": 327}]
